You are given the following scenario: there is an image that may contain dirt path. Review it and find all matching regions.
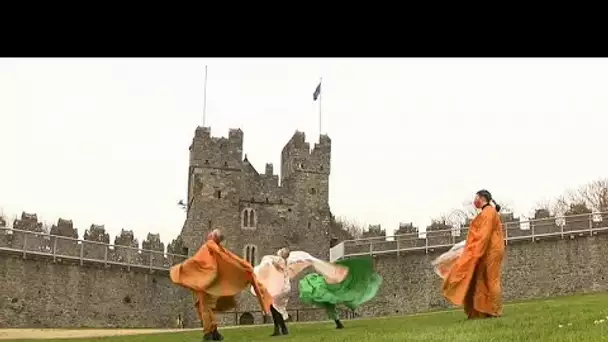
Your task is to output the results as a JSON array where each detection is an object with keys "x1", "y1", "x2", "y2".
[
  {"x1": 0, "y1": 328, "x2": 203, "y2": 340},
  {"x1": 0, "y1": 300, "x2": 545, "y2": 340},
  {"x1": 0, "y1": 309, "x2": 460, "y2": 340}
]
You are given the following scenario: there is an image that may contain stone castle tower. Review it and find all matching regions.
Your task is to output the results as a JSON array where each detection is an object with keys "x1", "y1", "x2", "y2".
[{"x1": 177, "y1": 126, "x2": 332, "y2": 266}]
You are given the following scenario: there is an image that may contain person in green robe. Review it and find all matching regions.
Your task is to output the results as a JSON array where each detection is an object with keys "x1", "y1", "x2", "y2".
[{"x1": 298, "y1": 255, "x2": 382, "y2": 329}]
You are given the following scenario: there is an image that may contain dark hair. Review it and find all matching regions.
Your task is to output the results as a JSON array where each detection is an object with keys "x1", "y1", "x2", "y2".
[{"x1": 476, "y1": 189, "x2": 502, "y2": 212}]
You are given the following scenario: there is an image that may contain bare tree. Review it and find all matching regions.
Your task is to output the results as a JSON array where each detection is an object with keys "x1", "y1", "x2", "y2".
[
  {"x1": 41, "y1": 221, "x2": 51, "y2": 235},
  {"x1": 330, "y1": 215, "x2": 365, "y2": 239},
  {"x1": 441, "y1": 209, "x2": 469, "y2": 227},
  {"x1": 0, "y1": 207, "x2": 6, "y2": 228},
  {"x1": 571, "y1": 178, "x2": 608, "y2": 212},
  {"x1": 550, "y1": 195, "x2": 570, "y2": 216},
  {"x1": 534, "y1": 199, "x2": 552, "y2": 212},
  {"x1": 545, "y1": 178, "x2": 608, "y2": 216},
  {"x1": 459, "y1": 199, "x2": 479, "y2": 219}
]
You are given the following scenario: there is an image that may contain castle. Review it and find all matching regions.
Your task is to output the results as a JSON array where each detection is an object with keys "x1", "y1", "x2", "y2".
[
  {"x1": 2, "y1": 127, "x2": 608, "y2": 328},
  {"x1": 0, "y1": 127, "x2": 336, "y2": 328},
  {"x1": 174, "y1": 127, "x2": 333, "y2": 263}
]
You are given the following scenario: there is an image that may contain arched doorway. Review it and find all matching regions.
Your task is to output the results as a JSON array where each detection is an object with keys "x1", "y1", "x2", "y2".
[{"x1": 239, "y1": 312, "x2": 255, "y2": 325}]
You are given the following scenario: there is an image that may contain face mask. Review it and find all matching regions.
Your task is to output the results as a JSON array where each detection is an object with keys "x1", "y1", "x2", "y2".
[{"x1": 473, "y1": 199, "x2": 483, "y2": 209}]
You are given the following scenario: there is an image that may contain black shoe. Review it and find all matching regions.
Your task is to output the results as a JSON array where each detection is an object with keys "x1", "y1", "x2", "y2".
[
  {"x1": 212, "y1": 329, "x2": 224, "y2": 341},
  {"x1": 271, "y1": 326, "x2": 281, "y2": 337},
  {"x1": 203, "y1": 333, "x2": 214, "y2": 341},
  {"x1": 280, "y1": 325, "x2": 289, "y2": 335},
  {"x1": 335, "y1": 320, "x2": 344, "y2": 329}
]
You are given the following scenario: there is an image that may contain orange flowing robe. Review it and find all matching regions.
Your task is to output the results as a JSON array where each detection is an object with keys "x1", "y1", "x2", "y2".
[
  {"x1": 170, "y1": 240, "x2": 272, "y2": 329},
  {"x1": 441, "y1": 205, "x2": 505, "y2": 318}
]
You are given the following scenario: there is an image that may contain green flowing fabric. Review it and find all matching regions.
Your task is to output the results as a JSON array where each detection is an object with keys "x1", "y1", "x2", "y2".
[{"x1": 298, "y1": 256, "x2": 382, "y2": 320}]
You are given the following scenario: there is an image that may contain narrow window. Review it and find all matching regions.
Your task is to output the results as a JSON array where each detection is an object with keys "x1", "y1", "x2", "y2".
[
  {"x1": 251, "y1": 246, "x2": 257, "y2": 266},
  {"x1": 243, "y1": 210, "x2": 249, "y2": 227},
  {"x1": 244, "y1": 244, "x2": 258, "y2": 266},
  {"x1": 249, "y1": 210, "x2": 255, "y2": 227}
]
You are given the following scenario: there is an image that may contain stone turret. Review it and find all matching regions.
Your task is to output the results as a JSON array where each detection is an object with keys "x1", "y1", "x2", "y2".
[
  {"x1": 113, "y1": 229, "x2": 139, "y2": 264},
  {"x1": 142, "y1": 233, "x2": 165, "y2": 267}
]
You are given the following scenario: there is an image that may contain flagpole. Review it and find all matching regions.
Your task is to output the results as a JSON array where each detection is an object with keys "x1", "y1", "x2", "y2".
[
  {"x1": 203, "y1": 65, "x2": 208, "y2": 127},
  {"x1": 318, "y1": 77, "x2": 323, "y2": 135}
]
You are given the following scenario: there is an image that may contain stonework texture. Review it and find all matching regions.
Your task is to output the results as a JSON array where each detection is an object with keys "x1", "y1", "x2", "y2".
[
  {"x1": 0, "y1": 127, "x2": 333, "y2": 328},
  {"x1": 177, "y1": 128, "x2": 333, "y2": 317},
  {"x1": 361, "y1": 232, "x2": 608, "y2": 318},
  {"x1": 1, "y1": 127, "x2": 607, "y2": 328},
  {"x1": 0, "y1": 254, "x2": 195, "y2": 328}
]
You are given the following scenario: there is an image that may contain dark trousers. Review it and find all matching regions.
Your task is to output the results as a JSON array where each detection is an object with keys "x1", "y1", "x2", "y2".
[{"x1": 270, "y1": 305, "x2": 287, "y2": 331}]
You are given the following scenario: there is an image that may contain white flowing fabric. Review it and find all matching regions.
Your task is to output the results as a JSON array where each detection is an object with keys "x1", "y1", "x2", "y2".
[
  {"x1": 251, "y1": 251, "x2": 348, "y2": 319},
  {"x1": 431, "y1": 240, "x2": 466, "y2": 279}
]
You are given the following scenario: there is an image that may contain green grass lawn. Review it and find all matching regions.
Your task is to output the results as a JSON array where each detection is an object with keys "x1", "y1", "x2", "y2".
[{"x1": 10, "y1": 292, "x2": 608, "y2": 342}]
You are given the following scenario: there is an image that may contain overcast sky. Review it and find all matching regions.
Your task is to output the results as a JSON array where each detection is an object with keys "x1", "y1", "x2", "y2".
[{"x1": 1, "y1": 58, "x2": 607, "y2": 245}]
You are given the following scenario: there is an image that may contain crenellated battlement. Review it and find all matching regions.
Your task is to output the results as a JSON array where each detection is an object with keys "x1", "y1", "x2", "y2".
[
  {"x1": 3, "y1": 210, "x2": 606, "y2": 271},
  {"x1": 84, "y1": 224, "x2": 110, "y2": 243},
  {"x1": 281, "y1": 131, "x2": 331, "y2": 181},
  {"x1": 189, "y1": 127, "x2": 244, "y2": 171},
  {"x1": 0, "y1": 212, "x2": 187, "y2": 272},
  {"x1": 334, "y1": 211, "x2": 608, "y2": 260},
  {"x1": 13, "y1": 212, "x2": 44, "y2": 232},
  {"x1": 180, "y1": 127, "x2": 333, "y2": 258},
  {"x1": 50, "y1": 218, "x2": 78, "y2": 238}
]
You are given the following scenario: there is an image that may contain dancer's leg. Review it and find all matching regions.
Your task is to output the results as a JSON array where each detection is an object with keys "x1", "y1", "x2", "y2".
[
  {"x1": 199, "y1": 294, "x2": 222, "y2": 341},
  {"x1": 270, "y1": 305, "x2": 285, "y2": 336},
  {"x1": 324, "y1": 304, "x2": 344, "y2": 329}
]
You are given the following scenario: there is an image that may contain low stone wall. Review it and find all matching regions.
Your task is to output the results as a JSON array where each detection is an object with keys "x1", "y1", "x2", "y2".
[
  {"x1": 0, "y1": 252, "x2": 198, "y2": 328},
  {"x1": 362, "y1": 233, "x2": 608, "y2": 317},
  {"x1": 0, "y1": 251, "x2": 329, "y2": 328},
  {"x1": 2, "y1": 224, "x2": 607, "y2": 327}
]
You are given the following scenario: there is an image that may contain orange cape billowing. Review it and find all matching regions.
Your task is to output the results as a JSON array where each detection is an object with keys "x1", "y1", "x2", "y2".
[
  {"x1": 441, "y1": 205, "x2": 505, "y2": 317},
  {"x1": 170, "y1": 240, "x2": 272, "y2": 314}
]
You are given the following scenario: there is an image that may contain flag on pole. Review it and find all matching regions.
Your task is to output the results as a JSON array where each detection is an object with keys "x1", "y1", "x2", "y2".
[{"x1": 313, "y1": 82, "x2": 321, "y2": 101}]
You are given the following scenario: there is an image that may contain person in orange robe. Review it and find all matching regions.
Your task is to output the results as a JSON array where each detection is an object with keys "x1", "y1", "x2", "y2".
[
  {"x1": 170, "y1": 229, "x2": 273, "y2": 341},
  {"x1": 441, "y1": 189, "x2": 505, "y2": 319}
]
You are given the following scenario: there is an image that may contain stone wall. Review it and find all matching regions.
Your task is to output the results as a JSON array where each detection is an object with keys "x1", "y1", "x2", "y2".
[
  {"x1": 3, "y1": 125, "x2": 607, "y2": 328},
  {"x1": 178, "y1": 127, "x2": 333, "y2": 316},
  {"x1": 360, "y1": 232, "x2": 608, "y2": 318},
  {"x1": 0, "y1": 249, "x2": 329, "y2": 328},
  {"x1": 0, "y1": 252, "x2": 198, "y2": 328},
  {"x1": 180, "y1": 128, "x2": 332, "y2": 262},
  {"x1": 0, "y1": 211, "x2": 329, "y2": 328},
  {"x1": 3, "y1": 222, "x2": 606, "y2": 328},
  {"x1": 0, "y1": 126, "x2": 338, "y2": 328}
]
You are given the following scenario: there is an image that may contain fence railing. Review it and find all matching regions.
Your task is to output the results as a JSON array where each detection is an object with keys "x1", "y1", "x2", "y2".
[
  {"x1": 0, "y1": 226, "x2": 188, "y2": 271},
  {"x1": 4, "y1": 212, "x2": 607, "y2": 267},
  {"x1": 332, "y1": 211, "x2": 608, "y2": 260}
]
